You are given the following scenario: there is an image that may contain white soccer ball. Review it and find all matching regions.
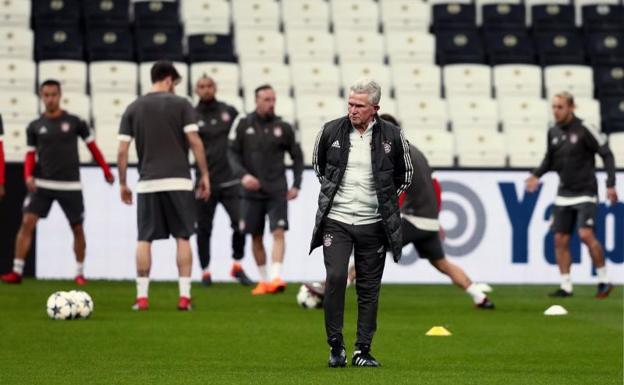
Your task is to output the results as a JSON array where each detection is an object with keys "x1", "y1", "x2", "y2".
[
  {"x1": 68, "y1": 290, "x2": 94, "y2": 319},
  {"x1": 46, "y1": 291, "x2": 76, "y2": 320},
  {"x1": 296, "y1": 283, "x2": 323, "y2": 309}
]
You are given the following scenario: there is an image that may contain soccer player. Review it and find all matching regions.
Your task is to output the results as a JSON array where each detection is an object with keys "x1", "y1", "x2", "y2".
[
  {"x1": 525, "y1": 91, "x2": 618, "y2": 298},
  {"x1": 118, "y1": 61, "x2": 210, "y2": 311},
  {"x1": 229, "y1": 84, "x2": 304, "y2": 295},
  {"x1": 311, "y1": 79, "x2": 413, "y2": 368},
  {"x1": 0, "y1": 114, "x2": 5, "y2": 200},
  {"x1": 194, "y1": 76, "x2": 251, "y2": 286},
  {"x1": 1, "y1": 80, "x2": 114, "y2": 284}
]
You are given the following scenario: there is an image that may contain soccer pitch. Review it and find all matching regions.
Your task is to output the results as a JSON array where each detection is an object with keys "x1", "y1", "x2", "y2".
[{"x1": 0, "y1": 281, "x2": 621, "y2": 385}]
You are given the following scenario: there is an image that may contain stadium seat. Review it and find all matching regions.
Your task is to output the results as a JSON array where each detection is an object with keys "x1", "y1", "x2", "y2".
[
  {"x1": 577, "y1": 0, "x2": 623, "y2": 30},
  {"x1": 286, "y1": 30, "x2": 336, "y2": 64},
  {"x1": 594, "y1": 66, "x2": 624, "y2": 98},
  {"x1": 291, "y1": 62, "x2": 341, "y2": 96},
  {"x1": 295, "y1": 95, "x2": 344, "y2": 127},
  {"x1": 89, "y1": 61, "x2": 138, "y2": 95},
  {"x1": 0, "y1": 92, "x2": 39, "y2": 126},
  {"x1": 340, "y1": 63, "x2": 392, "y2": 100},
  {"x1": 385, "y1": 31, "x2": 436, "y2": 64},
  {"x1": 456, "y1": 129, "x2": 507, "y2": 167},
  {"x1": 274, "y1": 96, "x2": 296, "y2": 124},
  {"x1": 608, "y1": 132, "x2": 624, "y2": 167},
  {"x1": 182, "y1": 0, "x2": 230, "y2": 35},
  {"x1": 480, "y1": 2, "x2": 525, "y2": 31},
  {"x1": 86, "y1": 26, "x2": 134, "y2": 62},
  {"x1": 432, "y1": 2, "x2": 477, "y2": 31},
  {"x1": 544, "y1": 65, "x2": 594, "y2": 99},
  {"x1": 0, "y1": 58, "x2": 36, "y2": 93},
  {"x1": 392, "y1": 63, "x2": 442, "y2": 98},
  {"x1": 405, "y1": 129, "x2": 455, "y2": 167},
  {"x1": 190, "y1": 62, "x2": 240, "y2": 97},
  {"x1": 505, "y1": 129, "x2": 546, "y2": 167},
  {"x1": 499, "y1": 97, "x2": 550, "y2": 132},
  {"x1": 600, "y1": 97, "x2": 624, "y2": 133},
  {"x1": 38, "y1": 60, "x2": 87, "y2": 94},
  {"x1": 379, "y1": 0, "x2": 431, "y2": 33},
  {"x1": 91, "y1": 93, "x2": 137, "y2": 128},
  {"x1": 282, "y1": 0, "x2": 330, "y2": 32},
  {"x1": 534, "y1": 30, "x2": 586, "y2": 66},
  {"x1": 574, "y1": 97, "x2": 601, "y2": 129},
  {"x1": 133, "y1": 0, "x2": 180, "y2": 28},
  {"x1": 484, "y1": 29, "x2": 536, "y2": 65},
  {"x1": 95, "y1": 123, "x2": 138, "y2": 163},
  {"x1": 586, "y1": 32, "x2": 624, "y2": 66},
  {"x1": 46, "y1": 93, "x2": 91, "y2": 121},
  {"x1": 448, "y1": 97, "x2": 499, "y2": 131},
  {"x1": 299, "y1": 124, "x2": 322, "y2": 166},
  {"x1": 84, "y1": 0, "x2": 130, "y2": 27},
  {"x1": 35, "y1": 26, "x2": 83, "y2": 61},
  {"x1": 135, "y1": 26, "x2": 183, "y2": 62},
  {"x1": 436, "y1": 29, "x2": 486, "y2": 65},
  {"x1": 139, "y1": 61, "x2": 189, "y2": 96},
  {"x1": 379, "y1": 97, "x2": 398, "y2": 118},
  {"x1": 0, "y1": 0, "x2": 30, "y2": 28},
  {"x1": 232, "y1": 0, "x2": 280, "y2": 31},
  {"x1": 397, "y1": 97, "x2": 449, "y2": 131},
  {"x1": 443, "y1": 64, "x2": 492, "y2": 98},
  {"x1": 240, "y1": 62, "x2": 291, "y2": 98},
  {"x1": 331, "y1": 0, "x2": 379, "y2": 32},
  {"x1": 493, "y1": 64, "x2": 543, "y2": 98},
  {"x1": 335, "y1": 30, "x2": 385, "y2": 64},
  {"x1": 235, "y1": 30, "x2": 285, "y2": 63},
  {"x1": 525, "y1": 0, "x2": 571, "y2": 25},
  {"x1": 530, "y1": 3, "x2": 575, "y2": 32},
  {"x1": 187, "y1": 33, "x2": 236, "y2": 63},
  {"x1": 32, "y1": 0, "x2": 81, "y2": 27},
  {"x1": 0, "y1": 27, "x2": 33, "y2": 60}
]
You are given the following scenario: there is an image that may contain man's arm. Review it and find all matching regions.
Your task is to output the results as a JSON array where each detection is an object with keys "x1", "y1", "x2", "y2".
[
  {"x1": 526, "y1": 131, "x2": 552, "y2": 192},
  {"x1": 24, "y1": 123, "x2": 37, "y2": 193},
  {"x1": 393, "y1": 128, "x2": 413, "y2": 195},
  {"x1": 187, "y1": 131, "x2": 210, "y2": 201},
  {"x1": 312, "y1": 125, "x2": 327, "y2": 183},
  {"x1": 286, "y1": 124, "x2": 304, "y2": 191},
  {"x1": 117, "y1": 139, "x2": 132, "y2": 205},
  {"x1": 228, "y1": 119, "x2": 248, "y2": 179},
  {"x1": 585, "y1": 125, "x2": 618, "y2": 203},
  {"x1": 78, "y1": 120, "x2": 114, "y2": 184}
]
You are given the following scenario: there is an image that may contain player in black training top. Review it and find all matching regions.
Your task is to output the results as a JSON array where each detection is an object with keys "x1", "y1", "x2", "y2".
[
  {"x1": 0, "y1": 114, "x2": 5, "y2": 200},
  {"x1": 526, "y1": 91, "x2": 618, "y2": 299},
  {"x1": 117, "y1": 61, "x2": 210, "y2": 311},
  {"x1": 1, "y1": 80, "x2": 114, "y2": 285},
  {"x1": 193, "y1": 76, "x2": 251, "y2": 286},
  {"x1": 229, "y1": 84, "x2": 304, "y2": 295}
]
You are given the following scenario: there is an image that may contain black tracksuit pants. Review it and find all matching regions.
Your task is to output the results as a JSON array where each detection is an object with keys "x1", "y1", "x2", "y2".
[{"x1": 322, "y1": 218, "x2": 387, "y2": 348}]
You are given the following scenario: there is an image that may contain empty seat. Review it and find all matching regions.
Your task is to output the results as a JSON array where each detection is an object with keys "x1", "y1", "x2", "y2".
[
  {"x1": 608, "y1": 132, "x2": 624, "y2": 167},
  {"x1": 331, "y1": 0, "x2": 379, "y2": 32},
  {"x1": 443, "y1": 64, "x2": 492, "y2": 98},
  {"x1": 291, "y1": 62, "x2": 341, "y2": 96},
  {"x1": 392, "y1": 63, "x2": 442, "y2": 97},
  {"x1": 32, "y1": 0, "x2": 81, "y2": 27},
  {"x1": 340, "y1": 63, "x2": 392, "y2": 100},
  {"x1": 578, "y1": 1, "x2": 623, "y2": 30},
  {"x1": 481, "y1": 2, "x2": 525, "y2": 31},
  {"x1": 282, "y1": 0, "x2": 330, "y2": 32},
  {"x1": 187, "y1": 33, "x2": 236, "y2": 63},
  {"x1": 432, "y1": 2, "x2": 477, "y2": 31},
  {"x1": 448, "y1": 97, "x2": 499, "y2": 131},
  {"x1": 139, "y1": 61, "x2": 189, "y2": 96},
  {"x1": 600, "y1": 97, "x2": 624, "y2": 133},
  {"x1": 574, "y1": 97, "x2": 601, "y2": 128},
  {"x1": 240, "y1": 62, "x2": 291, "y2": 96},
  {"x1": 235, "y1": 30, "x2": 285, "y2": 63},
  {"x1": 286, "y1": 30, "x2": 336, "y2": 64},
  {"x1": 84, "y1": 0, "x2": 130, "y2": 27},
  {"x1": 89, "y1": 61, "x2": 138, "y2": 94},
  {"x1": 530, "y1": 4, "x2": 575, "y2": 31},
  {"x1": 38, "y1": 60, "x2": 87, "y2": 94},
  {"x1": 190, "y1": 62, "x2": 240, "y2": 96},
  {"x1": 86, "y1": 26, "x2": 134, "y2": 62},
  {"x1": 0, "y1": 27, "x2": 33, "y2": 60},
  {"x1": 299, "y1": 124, "x2": 322, "y2": 165},
  {"x1": 0, "y1": 0, "x2": 30, "y2": 28},
  {"x1": 526, "y1": 0, "x2": 571, "y2": 25},
  {"x1": 133, "y1": 0, "x2": 179, "y2": 28},
  {"x1": 534, "y1": 31, "x2": 586, "y2": 66},
  {"x1": 136, "y1": 27, "x2": 183, "y2": 62},
  {"x1": 232, "y1": 0, "x2": 280, "y2": 31},
  {"x1": 456, "y1": 129, "x2": 507, "y2": 167},
  {"x1": 493, "y1": 64, "x2": 543, "y2": 98},
  {"x1": 544, "y1": 65, "x2": 594, "y2": 99},
  {"x1": 35, "y1": 26, "x2": 83, "y2": 61},
  {"x1": 182, "y1": 0, "x2": 230, "y2": 35},
  {"x1": 406, "y1": 130, "x2": 455, "y2": 167},
  {"x1": 499, "y1": 97, "x2": 550, "y2": 131},
  {"x1": 91, "y1": 93, "x2": 137, "y2": 127},
  {"x1": 0, "y1": 92, "x2": 39, "y2": 126},
  {"x1": 436, "y1": 29, "x2": 486, "y2": 65},
  {"x1": 335, "y1": 31, "x2": 385, "y2": 64},
  {"x1": 275, "y1": 96, "x2": 296, "y2": 124},
  {"x1": 594, "y1": 65, "x2": 624, "y2": 98},
  {"x1": 379, "y1": 0, "x2": 431, "y2": 33},
  {"x1": 586, "y1": 32, "x2": 624, "y2": 66},
  {"x1": 484, "y1": 29, "x2": 536, "y2": 65},
  {"x1": 95, "y1": 123, "x2": 137, "y2": 163},
  {"x1": 398, "y1": 97, "x2": 449, "y2": 131},
  {"x1": 295, "y1": 95, "x2": 344, "y2": 126},
  {"x1": 385, "y1": 31, "x2": 435, "y2": 64},
  {"x1": 506, "y1": 129, "x2": 546, "y2": 167},
  {"x1": 0, "y1": 58, "x2": 36, "y2": 93}
]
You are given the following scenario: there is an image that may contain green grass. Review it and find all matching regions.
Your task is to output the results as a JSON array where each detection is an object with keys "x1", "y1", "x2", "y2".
[{"x1": 0, "y1": 280, "x2": 621, "y2": 385}]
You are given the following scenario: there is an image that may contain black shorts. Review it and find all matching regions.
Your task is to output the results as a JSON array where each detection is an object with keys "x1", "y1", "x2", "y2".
[
  {"x1": 552, "y1": 202, "x2": 597, "y2": 234},
  {"x1": 23, "y1": 188, "x2": 84, "y2": 225},
  {"x1": 241, "y1": 196, "x2": 288, "y2": 235},
  {"x1": 137, "y1": 191, "x2": 196, "y2": 241},
  {"x1": 401, "y1": 219, "x2": 445, "y2": 260}
]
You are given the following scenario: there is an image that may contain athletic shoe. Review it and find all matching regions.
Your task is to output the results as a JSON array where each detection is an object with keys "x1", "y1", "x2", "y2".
[
  {"x1": 230, "y1": 264, "x2": 253, "y2": 286},
  {"x1": 596, "y1": 283, "x2": 613, "y2": 299},
  {"x1": 267, "y1": 277, "x2": 287, "y2": 294},
  {"x1": 132, "y1": 297, "x2": 149, "y2": 311},
  {"x1": 251, "y1": 281, "x2": 271, "y2": 295},
  {"x1": 351, "y1": 347, "x2": 380, "y2": 367},
  {"x1": 74, "y1": 275, "x2": 87, "y2": 285},
  {"x1": 177, "y1": 296, "x2": 192, "y2": 311},
  {"x1": 476, "y1": 297, "x2": 495, "y2": 309},
  {"x1": 548, "y1": 288, "x2": 573, "y2": 297},
  {"x1": 0, "y1": 271, "x2": 22, "y2": 284},
  {"x1": 201, "y1": 272, "x2": 212, "y2": 286},
  {"x1": 328, "y1": 345, "x2": 347, "y2": 368}
]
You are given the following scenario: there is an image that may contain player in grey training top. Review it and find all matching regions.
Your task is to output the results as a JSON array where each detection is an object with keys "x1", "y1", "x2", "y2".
[
  {"x1": 117, "y1": 61, "x2": 210, "y2": 311},
  {"x1": 526, "y1": 91, "x2": 618, "y2": 299}
]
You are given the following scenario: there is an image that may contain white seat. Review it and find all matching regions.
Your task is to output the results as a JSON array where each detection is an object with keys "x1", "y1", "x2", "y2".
[
  {"x1": 95, "y1": 123, "x2": 138, "y2": 164},
  {"x1": 0, "y1": 92, "x2": 38, "y2": 125},
  {"x1": 406, "y1": 129, "x2": 455, "y2": 167},
  {"x1": 456, "y1": 129, "x2": 507, "y2": 167},
  {"x1": 428, "y1": 0, "x2": 472, "y2": 4},
  {"x1": 443, "y1": 64, "x2": 492, "y2": 98},
  {"x1": 334, "y1": 30, "x2": 385, "y2": 64},
  {"x1": 608, "y1": 132, "x2": 624, "y2": 168},
  {"x1": 235, "y1": 30, "x2": 285, "y2": 63},
  {"x1": 240, "y1": 62, "x2": 291, "y2": 98},
  {"x1": 182, "y1": 0, "x2": 230, "y2": 35},
  {"x1": 379, "y1": 98, "x2": 398, "y2": 118},
  {"x1": 340, "y1": 63, "x2": 392, "y2": 100},
  {"x1": 276, "y1": 96, "x2": 296, "y2": 124},
  {"x1": 296, "y1": 95, "x2": 344, "y2": 127},
  {"x1": 544, "y1": 65, "x2": 594, "y2": 100},
  {"x1": 475, "y1": 0, "x2": 522, "y2": 25},
  {"x1": 139, "y1": 61, "x2": 189, "y2": 96},
  {"x1": 526, "y1": 0, "x2": 571, "y2": 26},
  {"x1": 43, "y1": 93, "x2": 91, "y2": 122},
  {"x1": 380, "y1": 0, "x2": 431, "y2": 33},
  {"x1": 286, "y1": 30, "x2": 336, "y2": 64},
  {"x1": 0, "y1": 0, "x2": 30, "y2": 28},
  {"x1": 392, "y1": 63, "x2": 441, "y2": 97},
  {"x1": 574, "y1": 97, "x2": 601, "y2": 129},
  {"x1": 299, "y1": 124, "x2": 323, "y2": 166},
  {"x1": 0, "y1": 27, "x2": 33, "y2": 59},
  {"x1": 89, "y1": 61, "x2": 138, "y2": 95},
  {"x1": 282, "y1": 0, "x2": 330, "y2": 32},
  {"x1": 506, "y1": 129, "x2": 547, "y2": 167},
  {"x1": 398, "y1": 97, "x2": 448, "y2": 131},
  {"x1": 331, "y1": 0, "x2": 379, "y2": 31},
  {"x1": 2, "y1": 121, "x2": 28, "y2": 161},
  {"x1": 493, "y1": 64, "x2": 543, "y2": 98},
  {"x1": 385, "y1": 31, "x2": 436, "y2": 65},
  {"x1": 499, "y1": 97, "x2": 550, "y2": 132},
  {"x1": 38, "y1": 60, "x2": 87, "y2": 94},
  {"x1": 0, "y1": 58, "x2": 36, "y2": 92},
  {"x1": 291, "y1": 62, "x2": 341, "y2": 96},
  {"x1": 232, "y1": 0, "x2": 280, "y2": 31},
  {"x1": 448, "y1": 97, "x2": 499, "y2": 131},
  {"x1": 574, "y1": 0, "x2": 619, "y2": 26},
  {"x1": 190, "y1": 62, "x2": 240, "y2": 96},
  {"x1": 91, "y1": 93, "x2": 137, "y2": 128}
]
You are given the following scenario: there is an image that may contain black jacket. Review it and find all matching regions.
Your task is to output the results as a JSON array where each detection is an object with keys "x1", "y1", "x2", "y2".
[
  {"x1": 533, "y1": 115, "x2": 616, "y2": 197},
  {"x1": 310, "y1": 116, "x2": 413, "y2": 261},
  {"x1": 228, "y1": 112, "x2": 304, "y2": 198},
  {"x1": 402, "y1": 145, "x2": 438, "y2": 220}
]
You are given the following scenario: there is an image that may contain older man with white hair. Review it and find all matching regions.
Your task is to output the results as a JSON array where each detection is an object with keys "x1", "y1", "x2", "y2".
[{"x1": 310, "y1": 78, "x2": 413, "y2": 368}]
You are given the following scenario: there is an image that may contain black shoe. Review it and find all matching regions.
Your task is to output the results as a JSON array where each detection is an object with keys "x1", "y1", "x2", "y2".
[
  {"x1": 328, "y1": 345, "x2": 346, "y2": 368},
  {"x1": 548, "y1": 288, "x2": 573, "y2": 298},
  {"x1": 351, "y1": 346, "x2": 380, "y2": 367},
  {"x1": 596, "y1": 283, "x2": 613, "y2": 299},
  {"x1": 231, "y1": 266, "x2": 254, "y2": 286},
  {"x1": 201, "y1": 272, "x2": 212, "y2": 286},
  {"x1": 476, "y1": 297, "x2": 495, "y2": 309}
]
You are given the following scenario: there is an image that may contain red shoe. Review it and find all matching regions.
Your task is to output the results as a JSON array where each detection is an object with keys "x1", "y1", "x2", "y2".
[
  {"x1": 1, "y1": 271, "x2": 22, "y2": 284},
  {"x1": 251, "y1": 281, "x2": 271, "y2": 296},
  {"x1": 177, "y1": 296, "x2": 192, "y2": 311},
  {"x1": 74, "y1": 275, "x2": 87, "y2": 285},
  {"x1": 132, "y1": 297, "x2": 149, "y2": 311}
]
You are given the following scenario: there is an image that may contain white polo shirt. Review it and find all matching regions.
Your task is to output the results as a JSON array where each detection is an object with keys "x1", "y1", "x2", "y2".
[{"x1": 327, "y1": 120, "x2": 381, "y2": 225}]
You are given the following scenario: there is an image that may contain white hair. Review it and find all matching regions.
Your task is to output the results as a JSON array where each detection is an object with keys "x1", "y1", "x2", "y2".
[{"x1": 349, "y1": 77, "x2": 381, "y2": 105}]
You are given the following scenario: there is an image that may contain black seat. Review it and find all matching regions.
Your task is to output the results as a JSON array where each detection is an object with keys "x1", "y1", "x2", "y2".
[
  {"x1": 32, "y1": 0, "x2": 82, "y2": 27},
  {"x1": 436, "y1": 28, "x2": 485, "y2": 65},
  {"x1": 87, "y1": 26, "x2": 134, "y2": 62},
  {"x1": 84, "y1": 0, "x2": 130, "y2": 27},
  {"x1": 531, "y1": 4, "x2": 575, "y2": 32},
  {"x1": 133, "y1": 0, "x2": 180, "y2": 28},
  {"x1": 582, "y1": 4, "x2": 624, "y2": 33},
  {"x1": 586, "y1": 32, "x2": 624, "y2": 66},
  {"x1": 188, "y1": 34, "x2": 236, "y2": 63},
  {"x1": 485, "y1": 29, "x2": 535, "y2": 65},
  {"x1": 594, "y1": 66, "x2": 624, "y2": 98},
  {"x1": 534, "y1": 30, "x2": 586, "y2": 65},
  {"x1": 35, "y1": 25, "x2": 83, "y2": 61},
  {"x1": 136, "y1": 26, "x2": 183, "y2": 62},
  {"x1": 482, "y1": 3, "x2": 526, "y2": 32},
  {"x1": 600, "y1": 97, "x2": 624, "y2": 133},
  {"x1": 432, "y1": 3, "x2": 476, "y2": 31}
]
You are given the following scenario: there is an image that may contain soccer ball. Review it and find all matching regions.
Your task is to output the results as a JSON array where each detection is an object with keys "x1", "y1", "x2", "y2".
[
  {"x1": 296, "y1": 283, "x2": 323, "y2": 309},
  {"x1": 68, "y1": 290, "x2": 94, "y2": 319},
  {"x1": 46, "y1": 291, "x2": 75, "y2": 320}
]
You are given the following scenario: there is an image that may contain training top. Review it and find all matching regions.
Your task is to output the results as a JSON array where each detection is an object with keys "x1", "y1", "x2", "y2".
[
  {"x1": 118, "y1": 92, "x2": 198, "y2": 193},
  {"x1": 26, "y1": 111, "x2": 92, "y2": 190},
  {"x1": 532, "y1": 115, "x2": 616, "y2": 205},
  {"x1": 401, "y1": 144, "x2": 440, "y2": 231}
]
